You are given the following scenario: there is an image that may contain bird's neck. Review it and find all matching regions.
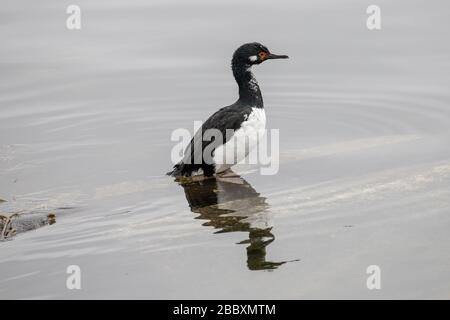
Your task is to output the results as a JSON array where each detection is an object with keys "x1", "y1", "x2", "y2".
[{"x1": 232, "y1": 62, "x2": 264, "y2": 108}]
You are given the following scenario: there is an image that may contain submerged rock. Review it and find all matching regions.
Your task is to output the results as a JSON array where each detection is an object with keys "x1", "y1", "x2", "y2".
[{"x1": 0, "y1": 212, "x2": 56, "y2": 241}]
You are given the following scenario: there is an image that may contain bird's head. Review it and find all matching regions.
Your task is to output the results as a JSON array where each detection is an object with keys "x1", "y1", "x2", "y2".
[{"x1": 232, "y1": 42, "x2": 289, "y2": 66}]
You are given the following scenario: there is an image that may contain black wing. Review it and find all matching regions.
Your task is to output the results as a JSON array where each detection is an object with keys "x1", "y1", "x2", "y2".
[{"x1": 181, "y1": 103, "x2": 252, "y2": 166}]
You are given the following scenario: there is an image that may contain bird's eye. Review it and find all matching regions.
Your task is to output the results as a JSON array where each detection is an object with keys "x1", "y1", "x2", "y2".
[{"x1": 258, "y1": 51, "x2": 268, "y2": 60}]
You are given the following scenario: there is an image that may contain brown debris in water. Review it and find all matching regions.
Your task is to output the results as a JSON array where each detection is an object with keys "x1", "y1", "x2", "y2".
[{"x1": 0, "y1": 212, "x2": 56, "y2": 241}]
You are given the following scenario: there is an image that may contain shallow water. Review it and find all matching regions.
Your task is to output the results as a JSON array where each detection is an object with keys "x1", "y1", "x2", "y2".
[{"x1": 1, "y1": 0, "x2": 450, "y2": 299}]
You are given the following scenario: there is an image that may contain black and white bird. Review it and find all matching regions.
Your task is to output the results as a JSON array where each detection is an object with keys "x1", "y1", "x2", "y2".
[{"x1": 167, "y1": 42, "x2": 288, "y2": 177}]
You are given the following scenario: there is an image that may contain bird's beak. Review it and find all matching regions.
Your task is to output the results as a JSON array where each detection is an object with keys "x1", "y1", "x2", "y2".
[{"x1": 266, "y1": 53, "x2": 289, "y2": 60}]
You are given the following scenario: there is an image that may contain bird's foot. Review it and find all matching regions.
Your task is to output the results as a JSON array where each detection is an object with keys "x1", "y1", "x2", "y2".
[
  {"x1": 216, "y1": 168, "x2": 240, "y2": 178},
  {"x1": 215, "y1": 169, "x2": 244, "y2": 184},
  {"x1": 175, "y1": 174, "x2": 215, "y2": 185}
]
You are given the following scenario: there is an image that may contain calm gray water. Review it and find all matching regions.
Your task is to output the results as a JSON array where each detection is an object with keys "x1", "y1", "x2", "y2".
[{"x1": 1, "y1": 0, "x2": 450, "y2": 299}]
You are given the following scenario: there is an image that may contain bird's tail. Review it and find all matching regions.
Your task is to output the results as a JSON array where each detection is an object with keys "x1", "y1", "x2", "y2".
[
  {"x1": 166, "y1": 162, "x2": 188, "y2": 177},
  {"x1": 167, "y1": 162, "x2": 212, "y2": 177}
]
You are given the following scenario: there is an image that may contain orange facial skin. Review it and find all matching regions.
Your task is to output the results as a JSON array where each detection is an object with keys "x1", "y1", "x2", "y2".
[{"x1": 258, "y1": 51, "x2": 268, "y2": 61}]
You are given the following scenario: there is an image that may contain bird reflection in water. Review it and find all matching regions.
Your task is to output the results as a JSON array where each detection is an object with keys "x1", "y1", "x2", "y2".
[{"x1": 177, "y1": 173, "x2": 294, "y2": 270}]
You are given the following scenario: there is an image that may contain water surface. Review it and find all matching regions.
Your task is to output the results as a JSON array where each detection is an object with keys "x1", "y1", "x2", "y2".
[{"x1": 1, "y1": 0, "x2": 450, "y2": 299}]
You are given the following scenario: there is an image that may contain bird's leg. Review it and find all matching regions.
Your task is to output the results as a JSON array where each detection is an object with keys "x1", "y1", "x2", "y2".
[
  {"x1": 191, "y1": 174, "x2": 215, "y2": 182},
  {"x1": 175, "y1": 174, "x2": 215, "y2": 184},
  {"x1": 216, "y1": 169, "x2": 244, "y2": 184},
  {"x1": 216, "y1": 168, "x2": 240, "y2": 178}
]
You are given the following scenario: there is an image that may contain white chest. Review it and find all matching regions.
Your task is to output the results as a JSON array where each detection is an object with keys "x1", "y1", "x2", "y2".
[
  {"x1": 241, "y1": 107, "x2": 266, "y2": 132},
  {"x1": 213, "y1": 107, "x2": 266, "y2": 172}
]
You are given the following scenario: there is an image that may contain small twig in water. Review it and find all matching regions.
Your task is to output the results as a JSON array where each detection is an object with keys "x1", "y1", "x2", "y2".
[{"x1": 0, "y1": 213, "x2": 19, "y2": 240}]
